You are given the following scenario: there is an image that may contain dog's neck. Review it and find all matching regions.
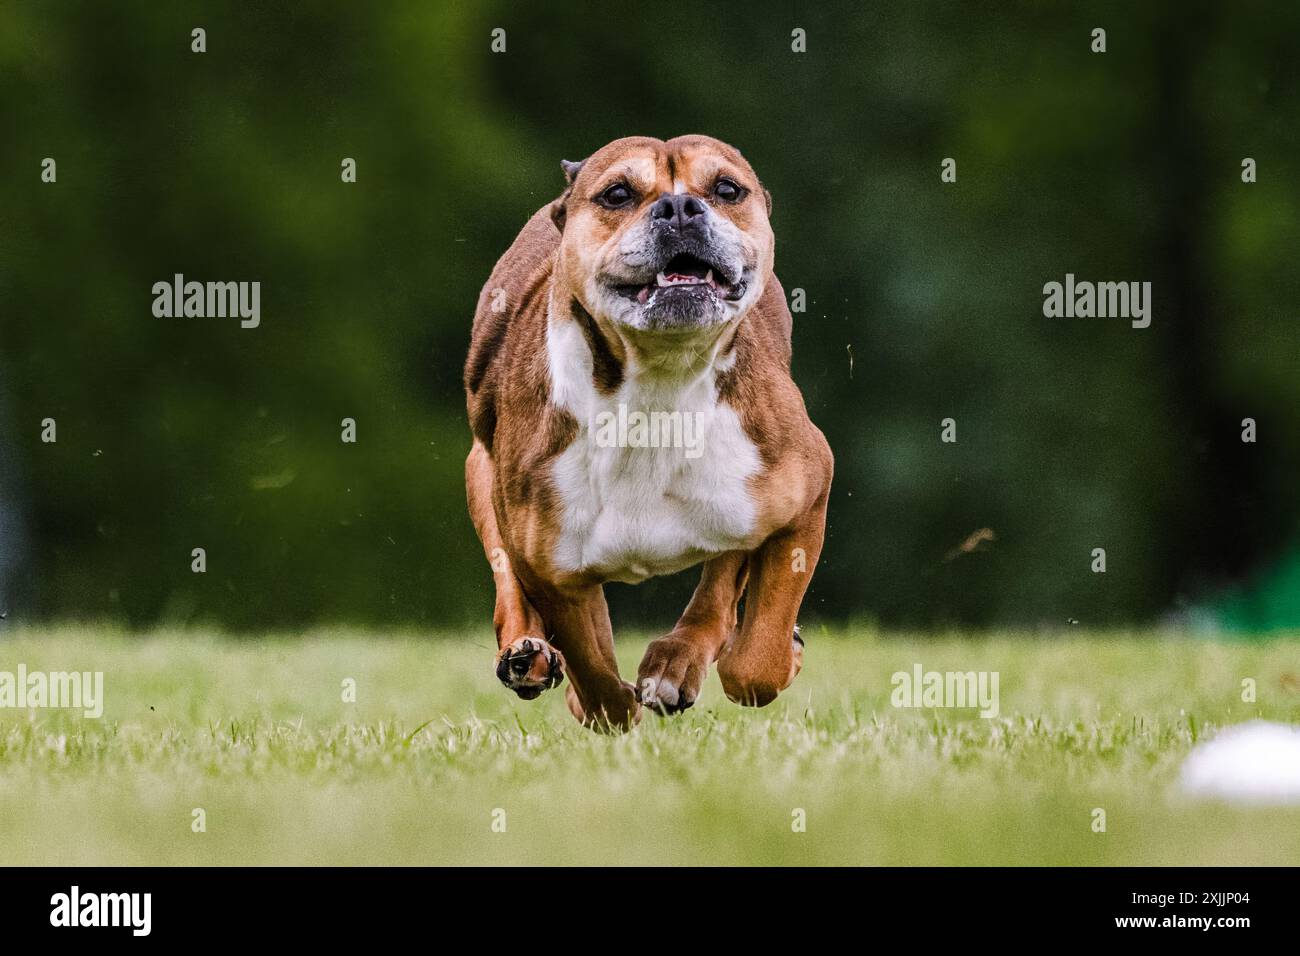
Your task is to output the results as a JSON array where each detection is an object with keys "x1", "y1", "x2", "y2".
[{"x1": 548, "y1": 292, "x2": 740, "y2": 398}]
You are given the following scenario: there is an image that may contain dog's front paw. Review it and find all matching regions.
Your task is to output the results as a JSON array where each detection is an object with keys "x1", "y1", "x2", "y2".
[
  {"x1": 636, "y1": 634, "x2": 712, "y2": 715},
  {"x1": 717, "y1": 626, "x2": 804, "y2": 707},
  {"x1": 495, "y1": 637, "x2": 564, "y2": 700}
]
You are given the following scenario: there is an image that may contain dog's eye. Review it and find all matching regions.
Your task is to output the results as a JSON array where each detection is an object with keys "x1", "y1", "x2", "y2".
[
  {"x1": 596, "y1": 183, "x2": 636, "y2": 209},
  {"x1": 714, "y1": 178, "x2": 746, "y2": 202}
]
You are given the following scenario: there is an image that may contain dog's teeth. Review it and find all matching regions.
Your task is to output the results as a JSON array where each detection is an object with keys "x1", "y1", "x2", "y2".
[{"x1": 653, "y1": 271, "x2": 714, "y2": 290}]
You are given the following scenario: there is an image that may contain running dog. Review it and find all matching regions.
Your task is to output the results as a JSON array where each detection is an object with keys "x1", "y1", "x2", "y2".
[{"x1": 464, "y1": 135, "x2": 832, "y2": 730}]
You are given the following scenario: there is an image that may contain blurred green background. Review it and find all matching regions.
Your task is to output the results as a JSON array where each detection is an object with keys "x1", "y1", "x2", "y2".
[{"x1": 1, "y1": 1, "x2": 1297, "y2": 633}]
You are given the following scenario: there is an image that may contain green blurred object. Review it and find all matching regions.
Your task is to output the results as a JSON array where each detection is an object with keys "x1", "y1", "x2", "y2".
[
  {"x1": 1215, "y1": 542, "x2": 1300, "y2": 633},
  {"x1": 0, "y1": 1, "x2": 1297, "y2": 630}
]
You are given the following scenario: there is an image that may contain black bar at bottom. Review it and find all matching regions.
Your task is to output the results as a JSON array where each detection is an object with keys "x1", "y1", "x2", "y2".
[{"x1": 0, "y1": 866, "x2": 1285, "y2": 941}]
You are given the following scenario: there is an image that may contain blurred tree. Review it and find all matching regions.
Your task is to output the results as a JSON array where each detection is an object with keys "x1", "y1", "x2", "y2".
[{"x1": 0, "y1": 1, "x2": 1295, "y2": 632}]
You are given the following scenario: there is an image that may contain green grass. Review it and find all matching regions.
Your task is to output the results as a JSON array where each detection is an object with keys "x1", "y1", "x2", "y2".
[{"x1": 1, "y1": 625, "x2": 1299, "y2": 866}]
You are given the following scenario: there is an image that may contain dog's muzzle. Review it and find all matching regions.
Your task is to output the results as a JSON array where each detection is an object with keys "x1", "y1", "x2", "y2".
[{"x1": 607, "y1": 196, "x2": 748, "y2": 330}]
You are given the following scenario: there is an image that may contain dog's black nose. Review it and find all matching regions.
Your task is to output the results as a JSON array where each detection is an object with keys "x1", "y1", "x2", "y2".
[{"x1": 650, "y1": 193, "x2": 707, "y2": 231}]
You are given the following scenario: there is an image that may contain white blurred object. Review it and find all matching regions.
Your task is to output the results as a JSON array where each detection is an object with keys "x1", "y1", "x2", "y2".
[{"x1": 1180, "y1": 720, "x2": 1300, "y2": 804}]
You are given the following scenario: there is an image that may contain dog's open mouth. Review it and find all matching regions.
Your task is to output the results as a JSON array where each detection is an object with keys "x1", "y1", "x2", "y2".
[{"x1": 613, "y1": 253, "x2": 746, "y2": 305}]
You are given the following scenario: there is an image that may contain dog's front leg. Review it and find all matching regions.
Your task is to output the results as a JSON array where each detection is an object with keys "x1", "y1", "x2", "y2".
[
  {"x1": 466, "y1": 441, "x2": 565, "y2": 700},
  {"x1": 539, "y1": 585, "x2": 641, "y2": 732},
  {"x1": 717, "y1": 485, "x2": 829, "y2": 707},
  {"x1": 636, "y1": 551, "x2": 748, "y2": 715}
]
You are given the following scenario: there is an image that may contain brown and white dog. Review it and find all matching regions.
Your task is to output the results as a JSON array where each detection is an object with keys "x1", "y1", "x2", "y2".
[{"x1": 464, "y1": 135, "x2": 832, "y2": 731}]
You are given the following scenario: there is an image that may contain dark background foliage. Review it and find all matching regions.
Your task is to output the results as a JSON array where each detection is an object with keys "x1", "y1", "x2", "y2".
[{"x1": 1, "y1": 1, "x2": 1297, "y2": 633}]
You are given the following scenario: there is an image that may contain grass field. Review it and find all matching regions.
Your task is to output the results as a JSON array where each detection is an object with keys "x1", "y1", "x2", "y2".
[{"x1": 1, "y1": 625, "x2": 1298, "y2": 866}]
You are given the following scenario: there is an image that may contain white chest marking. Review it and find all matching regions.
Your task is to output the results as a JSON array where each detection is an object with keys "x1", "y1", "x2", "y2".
[{"x1": 546, "y1": 315, "x2": 760, "y2": 582}]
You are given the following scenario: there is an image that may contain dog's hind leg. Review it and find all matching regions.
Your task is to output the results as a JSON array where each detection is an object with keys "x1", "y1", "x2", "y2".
[
  {"x1": 465, "y1": 441, "x2": 564, "y2": 700},
  {"x1": 538, "y1": 585, "x2": 640, "y2": 732},
  {"x1": 636, "y1": 551, "x2": 749, "y2": 715}
]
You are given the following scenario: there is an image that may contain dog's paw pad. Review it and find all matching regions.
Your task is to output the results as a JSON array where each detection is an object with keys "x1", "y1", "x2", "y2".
[{"x1": 495, "y1": 637, "x2": 564, "y2": 700}]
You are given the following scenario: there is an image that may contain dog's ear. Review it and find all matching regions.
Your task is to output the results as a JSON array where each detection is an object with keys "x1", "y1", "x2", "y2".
[
  {"x1": 763, "y1": 187, "x2": 772, "y2": 216},
  {"x1": 561, "y1": 159, "x2": 584, "y2": 185},
  {"x1": 550, "y1": 158, "x2": 586, "y2": 232}
]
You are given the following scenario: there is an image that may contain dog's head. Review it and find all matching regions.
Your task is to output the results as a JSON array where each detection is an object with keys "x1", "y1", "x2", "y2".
[{"x1": 549, "y1": 135, "x2": 774, "y2": 336}]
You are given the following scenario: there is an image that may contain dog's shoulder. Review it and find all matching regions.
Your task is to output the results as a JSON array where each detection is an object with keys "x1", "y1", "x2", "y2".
[
  {"x1": 721, "y1": 271, "x2": 829, "y2": 476},
  {"x1": 464, "y1": 206, "x2": 559, "y2": 450}
]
